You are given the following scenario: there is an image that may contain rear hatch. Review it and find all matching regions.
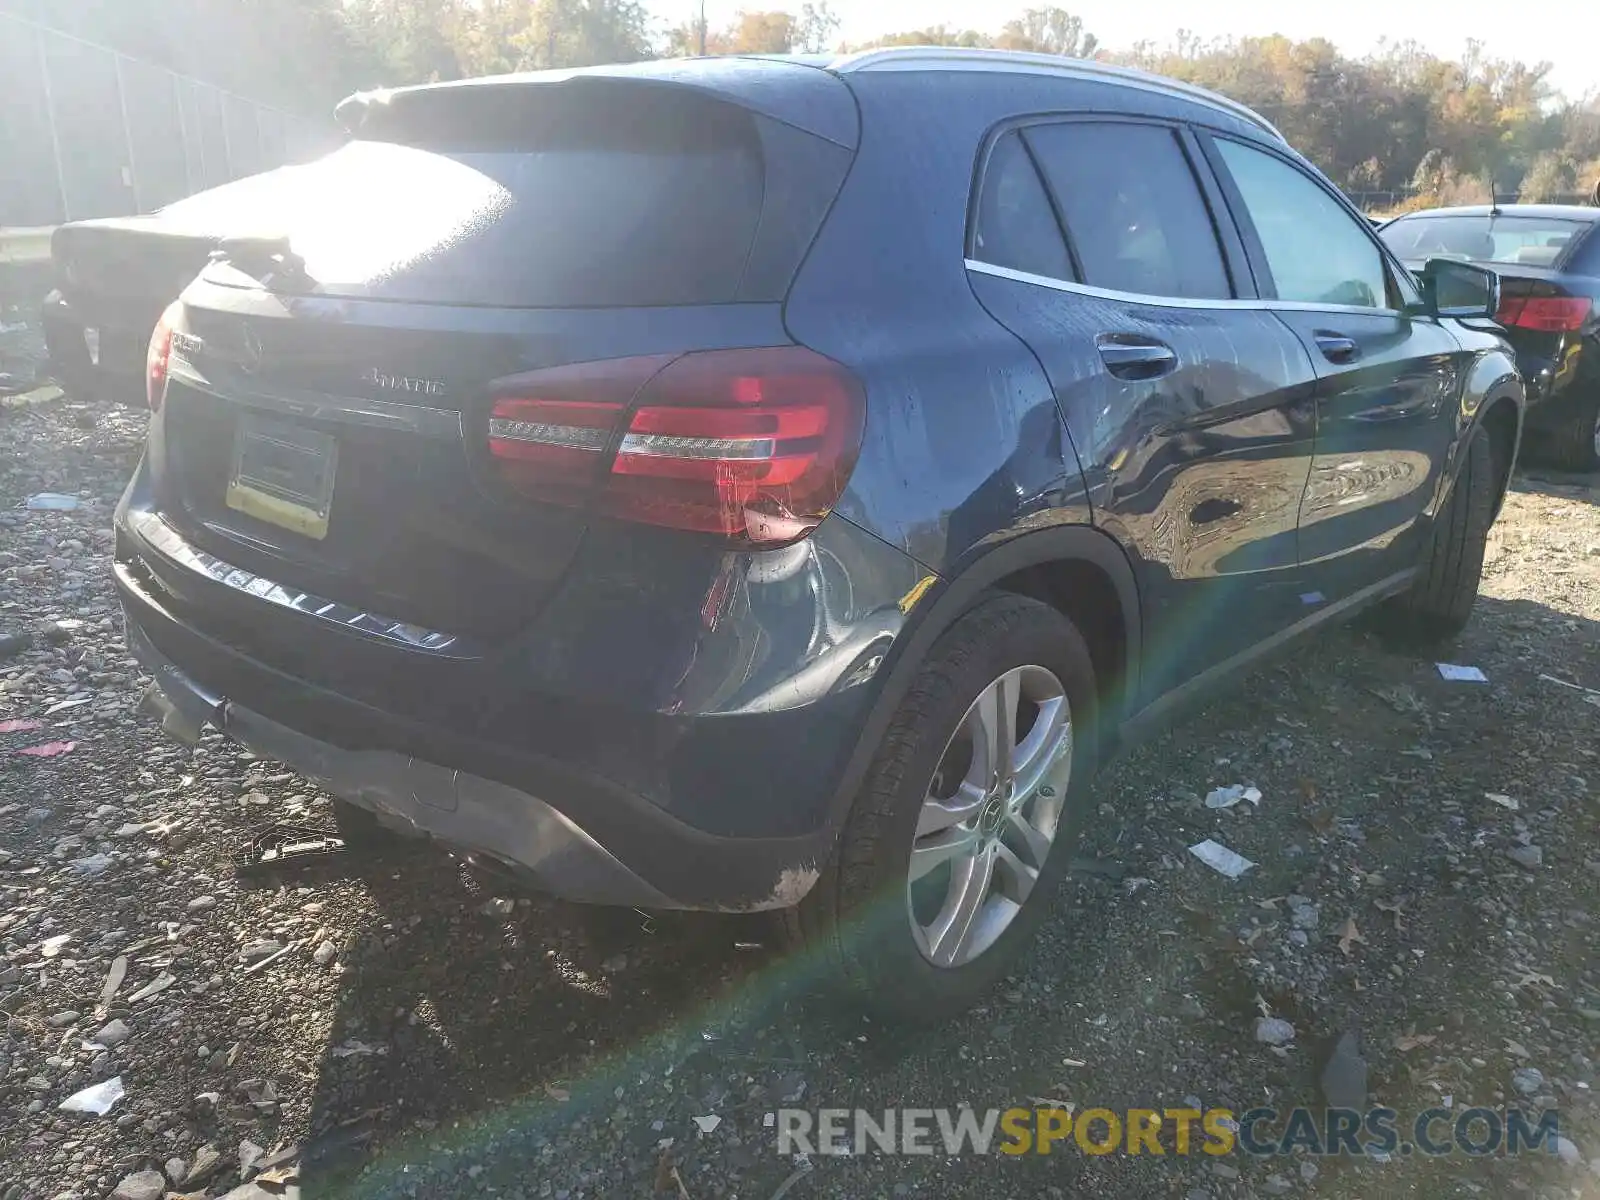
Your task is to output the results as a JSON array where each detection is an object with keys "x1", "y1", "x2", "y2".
[{"x1": 145, "y1": 66, "x2": 857, "y2": 647}]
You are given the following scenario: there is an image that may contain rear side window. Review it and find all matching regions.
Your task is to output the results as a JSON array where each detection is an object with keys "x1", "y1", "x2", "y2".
[
  {"x1": 203, "y1": 84, "x2": 779, "y2": 307},
  {"x1": 971, "y1": 133, "x2": 1073, "y2": 281},
  {"x1": 1025, "y1": 122, "x2": 1232, "y2": 300},
  {"x1": 1215, "y1": 139, "x2": 1389, "y2": 309}
]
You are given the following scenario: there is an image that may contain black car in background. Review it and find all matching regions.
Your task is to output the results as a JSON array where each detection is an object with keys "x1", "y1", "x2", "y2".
[
  {"x1": 120, "y1": 49, "x2": 1522, "y2": 1019},
  {"x1": 1382, "y1": 204, "x2": 1600, "y2": 470},
  {"x1": 41, "y1": 168, "x2": 308, "y2": 402}
]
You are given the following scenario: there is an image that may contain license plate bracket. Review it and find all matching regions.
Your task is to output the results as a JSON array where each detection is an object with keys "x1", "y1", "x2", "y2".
[{"x1": 225, "y1": 413, "x2": 338, "y2": 540}]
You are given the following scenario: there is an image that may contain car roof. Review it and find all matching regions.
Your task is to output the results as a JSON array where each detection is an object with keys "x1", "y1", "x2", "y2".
[
  {"x1": 339, "y1": 49, "x2": 1284, "y2": 151},
  {"x1": 827, "y1": 47, "x2": 1284, "y2": 142},
  {"x1": 1389, "y1": 204, "x2": 1600, "y2": 222}
]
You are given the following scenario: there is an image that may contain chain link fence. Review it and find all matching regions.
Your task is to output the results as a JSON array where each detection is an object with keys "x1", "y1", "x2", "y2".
[{"x1": 0, "y1": 11, "x2": 336, "y2": 228}]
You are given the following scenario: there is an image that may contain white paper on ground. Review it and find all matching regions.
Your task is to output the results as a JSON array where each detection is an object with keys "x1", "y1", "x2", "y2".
[
  {"x1": 1204, "y1": 784, "x2": 1263, "y2": 809},
  {"x1": 1437, "y1": 663, "x2": 1488, "y2": 683},
  {"x1": 1188, "y1": 839, "x2": 1257, "y2": 878},
  {"x1": 58, "y1": 1076, "x2": 124, "y2": 1115}
]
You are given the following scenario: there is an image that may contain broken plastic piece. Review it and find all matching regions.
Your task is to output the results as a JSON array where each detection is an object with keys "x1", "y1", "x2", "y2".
[
  {"x1": 24, "y1": 492, "x2": 80, "y2": 511},
  {"x1": 1188, "y1": 839, "x2": 1257, "y2": 878},
  {"x1": 1204, "y1": 784, "x2": 1263, "y2": 809},
  {"x1": 1484, "y1": 792, "x2": 1519, "y2": 811},
  {"x1": 16, "y1": 740, "x2": 78, "y2": 757},
  {"x1": 1436, "y1": 663, "x2": 1487, "y2": 683},
  {"x1": 693, "y1": 1114, "x2": 721, "y2": 1134},
  {"x1": 0, "y1": 718, "x2": 43, "y2": 733},
  {"x1": 58, "y1": 1076, "x2": 124, "y2": 1115},
  {"x1": 231, "y1": 822, "x2": 347, "y2": 875}
]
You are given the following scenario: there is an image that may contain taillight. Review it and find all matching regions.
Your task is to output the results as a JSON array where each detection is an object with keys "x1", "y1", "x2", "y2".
[
  {"x1": 1495, "y1": 295, "x2": 1592, "y2": 332},
  {"x1": 146, "y1": 301, "x2": 181, "y2": 411},
  {"x1": 486, "y1": 347, "x2": 865, "y2": 546}
]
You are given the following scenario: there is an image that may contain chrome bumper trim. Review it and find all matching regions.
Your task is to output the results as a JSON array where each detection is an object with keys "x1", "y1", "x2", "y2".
[{"x1": 128, "y1": 508, "x2": 461, "y2": 652}]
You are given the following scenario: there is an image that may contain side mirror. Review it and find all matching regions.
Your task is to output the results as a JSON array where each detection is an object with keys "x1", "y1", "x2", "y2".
[{"x1": 1419, "y1": 258, "x2": 1500, "y2": 320}]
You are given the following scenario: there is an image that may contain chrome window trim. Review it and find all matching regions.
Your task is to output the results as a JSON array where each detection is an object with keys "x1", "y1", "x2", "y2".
[
  {"x1": 128, "y1": 509, "x2": 466, "y2": 654},
  {"x1": 830, "y1": 47, "x2": 1285, "y2": 143},
  {"x1": 169, "y1": 360, "x2": 464, "y2": 441},
  {"x1": 964, "y1": 258, "x2": 1404, "y2": 318}
]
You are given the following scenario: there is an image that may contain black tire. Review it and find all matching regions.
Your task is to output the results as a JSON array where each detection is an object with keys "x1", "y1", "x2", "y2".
[
  {"x1": 783, "y1": 594, "x2": 1099, "y2": 1023},
  {"x1": 1540, "y1": 391, "x2": 1600, "y2": 473},
  {"x1": 1384, "y1": 423, "x2": 1497, "y2": 644}
]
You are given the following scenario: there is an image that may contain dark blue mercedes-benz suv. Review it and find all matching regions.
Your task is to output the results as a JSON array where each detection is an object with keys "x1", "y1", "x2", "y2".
[{"x1": 117, "y1": 48, "x2": 1524, "y2": 1019}]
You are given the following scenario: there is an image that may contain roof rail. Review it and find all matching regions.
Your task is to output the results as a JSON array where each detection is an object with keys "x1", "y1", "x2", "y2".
[{"x1": 829, "y1": 47, "x2": 1284, "y2": 143}]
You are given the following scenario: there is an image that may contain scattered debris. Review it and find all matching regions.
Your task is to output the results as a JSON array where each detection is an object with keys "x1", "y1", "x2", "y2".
[
  {"x1": 544, "y1": 1084, "x2": 570, "y2": 1102},
  {"x1": 40, "y1": 932, "x2": 71, "y2": 957},
  {"x1": 58, "y1": 1076, "x2": 125, "y2": 1115},
  {"x1": 331, "y1": 1039, "x2": 387, "y2": 1058},
  {"x1": 1204, "y1": 783, "x2": 1263, "y2": 810},
  {"x1": 1484, "y1": 792, "x2": 1519, "y2": 811},
  {"x1": 91, "y1": 1018, "x2": 133, "y2": 1047},
  {"x1": 16, "y1": 739, "x2": 78, "y2": 757},
  {"x1": 1436, "y1": 663, "x2": 1488, "y2": 683},
  {"x1": 69, "y1": 851, "x2": 115, "y2": 876},
  {"x1": 1188, "y1": 839, "x2": 1257, "y2": 878},
  {"x1": 0, "y1": 717, "x2": 43, "y2": 733},
  {"x1": 96, "y1": 955, "x2": 128, "y2": 1016},
  {"x1": 1394, "y1": 1032, "x2": 1436, "y2": 1052},
  {"x1": 1254, "y1": 1017, "x2": 1296, "y2": 1046},
  {"x1": 126, "y1": 971, "x2": 176, "y2": 1004},
  {"x1": 1374, "y1": 898, "x2": 1406, "y2": 931},
  {"x1": 241, "y1": 939, "x2": 300, "y2": 975},
  {"x1": 1335, "y1": 917, "x2": 1366, "y2": 957},
  {"x1": 23, "y1": 492, "x2": 80, "y2": 511}
]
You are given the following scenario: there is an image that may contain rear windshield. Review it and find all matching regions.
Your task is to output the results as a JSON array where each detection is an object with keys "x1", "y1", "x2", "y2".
[
  {"x1": 204, "y1": 84, "x2": 765, "y2": 307},
  {"x1": 1380, "y1": 214, "x2": 1594, "y2": 269}
]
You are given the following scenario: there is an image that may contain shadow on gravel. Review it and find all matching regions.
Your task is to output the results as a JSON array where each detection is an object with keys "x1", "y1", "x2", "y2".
[
  {"x1": 1511, "y1": 466, "x2": 1599, "y2": 504},
  {"x1": 288, "y1": 587, "x2": 1600, "y2": 1199}
]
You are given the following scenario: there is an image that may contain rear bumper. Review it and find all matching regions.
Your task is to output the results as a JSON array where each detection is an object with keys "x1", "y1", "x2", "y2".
[
  {"x1": 114, "y1": 467, "x2": 929, "y2": 909},
  {"x1": 130, "y1": 620, "x2": 679, "y2": 907}
]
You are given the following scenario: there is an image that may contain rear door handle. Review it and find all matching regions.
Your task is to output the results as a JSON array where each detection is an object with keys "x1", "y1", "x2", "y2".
[
  {"x1": 1096, "y1": 335, "x2": 1177, "y2": 380},
  {"x1": 1314, "y1": 332, "x2": 1360, "y2": 364}
]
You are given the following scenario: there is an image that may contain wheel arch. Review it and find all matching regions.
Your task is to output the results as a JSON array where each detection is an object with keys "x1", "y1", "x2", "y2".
[{"x1": 824, "y1": 524, "x2": 1142, "y2": 831}]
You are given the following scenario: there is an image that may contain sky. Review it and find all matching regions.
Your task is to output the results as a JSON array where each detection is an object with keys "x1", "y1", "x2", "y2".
[{"x1": 657, "y1": 0, "x2": 1600, "y2": 99}]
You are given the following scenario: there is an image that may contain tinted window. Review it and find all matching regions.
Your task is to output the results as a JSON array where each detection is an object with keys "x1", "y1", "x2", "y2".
[
  {"x1": 1025, "y1": 122, "x2": 1232, "y2": 299},
  {"x1": 1216, "y1": 139, "x2": 1389, "y2": 309},
  {"x1": 190, "y1": 87, "x2": 769, "y2": 307},
  {"x1": 971, "y1": 132, "x2": 1073, "y2": 281},
  {"x1": 1380, "y1": 213, "x2": 1596, "y2": 269}
]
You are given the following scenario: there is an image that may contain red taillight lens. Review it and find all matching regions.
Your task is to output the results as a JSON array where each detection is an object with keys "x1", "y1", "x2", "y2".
[
  {"x1": 485, "y1": 347, "x2": 865, "y2": 546},
  {"x1": 487, "y1": 356, "x2": 672, "y2": 501},
  {"x1": 146, "y1": 301, "x2": 181, "y2": 411},
  {"x1": 1495, "y1": 295, "x2": 1592, "y2": 332}
]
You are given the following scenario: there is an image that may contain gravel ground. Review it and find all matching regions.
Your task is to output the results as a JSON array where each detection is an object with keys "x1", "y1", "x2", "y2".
[{"x1": 2, "y1": 391, "x2": 1599, "y2": 1200}]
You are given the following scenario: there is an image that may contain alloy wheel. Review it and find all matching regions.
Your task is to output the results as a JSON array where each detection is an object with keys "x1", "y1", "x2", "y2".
[{"x1": 907, "y1": 665, "x2": 1073, "y2": 968}]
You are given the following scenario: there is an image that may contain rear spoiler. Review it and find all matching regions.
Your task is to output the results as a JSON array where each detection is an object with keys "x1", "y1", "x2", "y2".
[{"x1": 333, "y1": 58, "x2": 860, "y2": 150}]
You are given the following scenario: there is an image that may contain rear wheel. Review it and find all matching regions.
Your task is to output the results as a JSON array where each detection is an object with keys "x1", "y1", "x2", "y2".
[
  {"x1": 1539, "y1": 391, "x2": 1600, "y2": 473},
  {"x1": 785, "y1": 595, "x2": 1098, "y2": 1022},
  {"x1": 1383, "y1": 423, "x2": 1497, "y2": 644}
]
